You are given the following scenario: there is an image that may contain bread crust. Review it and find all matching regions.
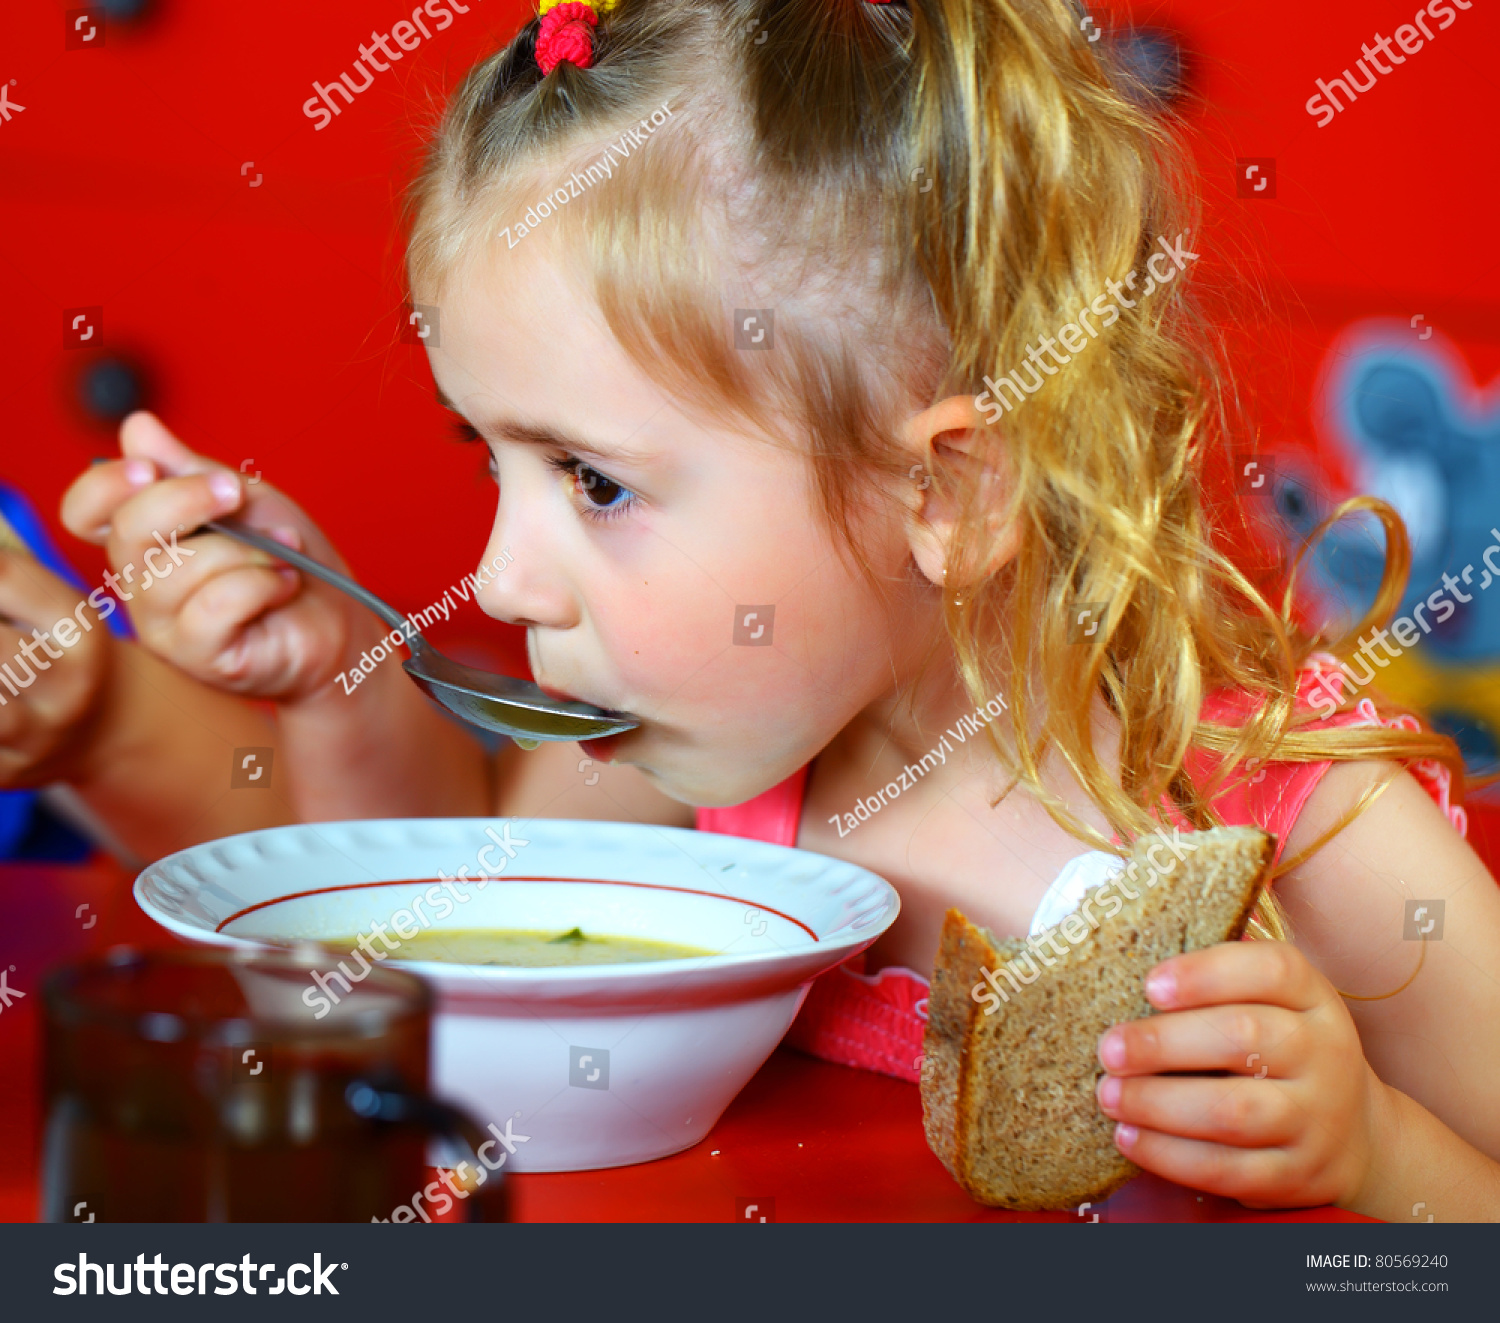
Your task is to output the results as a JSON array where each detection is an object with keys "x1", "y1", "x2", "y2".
[
  {"x1": 920, "y1": 827, "x2": 1273, "y2": 1210},
  {"x1": 920, "y1": 908, "x2": 990, "y2": 1172}
]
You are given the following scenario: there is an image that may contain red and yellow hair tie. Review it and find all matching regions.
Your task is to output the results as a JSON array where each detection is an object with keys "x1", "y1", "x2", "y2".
[
  {"x1": 535, "y1": 0, "x2": 618, "y2": 75},
  {"x1": 535, "y1": 0, "x2": 899, "y2": 77}
]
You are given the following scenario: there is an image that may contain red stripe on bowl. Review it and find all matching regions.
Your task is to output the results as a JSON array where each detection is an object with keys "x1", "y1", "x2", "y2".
[{"x1": 214, "y1": 875, "x2": 820, "y2": 941}]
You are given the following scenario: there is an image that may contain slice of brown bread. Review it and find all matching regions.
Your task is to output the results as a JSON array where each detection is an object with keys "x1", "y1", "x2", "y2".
[{"x1": 920, "y1": 825, "x2": 1274, "y2": 1211}]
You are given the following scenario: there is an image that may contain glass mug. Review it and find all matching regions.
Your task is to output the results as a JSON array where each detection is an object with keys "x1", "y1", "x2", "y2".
[{"x1": 42, "y1": 947, "x2": 509, "y2": 1223}]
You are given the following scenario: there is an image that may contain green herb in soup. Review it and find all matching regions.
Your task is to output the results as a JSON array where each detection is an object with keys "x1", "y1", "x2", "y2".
[{"x1": 334, "y1": 927, "x2": 715, "y2": 967}]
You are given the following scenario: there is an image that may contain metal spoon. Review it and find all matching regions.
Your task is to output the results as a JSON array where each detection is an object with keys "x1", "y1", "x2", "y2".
[{"x1": 203, "y1": 520, "x2": 638, "y2": 744}]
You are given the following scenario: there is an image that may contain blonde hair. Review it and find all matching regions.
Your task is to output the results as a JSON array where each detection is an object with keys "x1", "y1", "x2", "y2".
[{"x1": 405, "y1": 0, "x2": 1473, "y2": 943}]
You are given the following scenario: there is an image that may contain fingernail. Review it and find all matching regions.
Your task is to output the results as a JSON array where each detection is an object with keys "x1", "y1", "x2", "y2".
[
  {"x1": 208, "y1": 472, "x2": 241, "y2": 506},
  {"x1": 123, "y1": 459, "x2": 155, "y2": 487},
  {"x1": 1097, "y1": 1076, "x2": 1122, "y2": 1111},
  {"x1": 1115, "y1": 1123, "x2": 1139, "y2": 1151},
  {"x1": 1146, "y1": 967, "x2": 1176, "y2": 1006},
  {"x1": 1099, "y1": 1029, "x2": 1126, "y2": 1070},
  {"x1": 268, "y1": 526, "x2": 301, "y2": 550}
]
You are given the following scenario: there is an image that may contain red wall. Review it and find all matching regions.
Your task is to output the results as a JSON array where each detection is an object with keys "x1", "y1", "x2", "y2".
[{"x1": 2, "y1": 0, "x2": 1496, "y2": 673}]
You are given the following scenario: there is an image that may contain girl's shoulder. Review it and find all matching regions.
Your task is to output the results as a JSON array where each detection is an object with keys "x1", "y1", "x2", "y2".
[{"x1": 1187, "y1": 651, "x2": 1467, "y2": 860}]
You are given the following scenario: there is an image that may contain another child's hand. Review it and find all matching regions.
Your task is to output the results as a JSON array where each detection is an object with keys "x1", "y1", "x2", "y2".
[
  {"x1": 0, "y1": 550, "x2": 113, "y2": 787},
  {"x1": 61, "y1": 411, "x2": 368, "y2": 703},
  {"x1": 1095, "y1": 941, "x2": 1385, "y2": 1210}
]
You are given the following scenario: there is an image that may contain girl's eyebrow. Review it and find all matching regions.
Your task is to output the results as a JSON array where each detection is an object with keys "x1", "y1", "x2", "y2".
[{"x1": 434, "y1": 387, "x2": 651, "y2": 466}]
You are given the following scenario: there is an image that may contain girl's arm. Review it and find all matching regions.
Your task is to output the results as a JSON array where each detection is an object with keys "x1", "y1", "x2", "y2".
[
  {"x1": 1278, "y1": 761, "x2": 1500, "y2": 1181},
  {"x1": 272, "y1": 651, "x2": 496, "y2": 821},
  {"x1": 1096, "y1": 760, "x2": 1500, "y2": 1220},
  {"x1": 0, "y1": 549, "x2": 293, "y2": 860},
  {"x1": 66, "y1": 642, "x2": 297, "y2": 860}
]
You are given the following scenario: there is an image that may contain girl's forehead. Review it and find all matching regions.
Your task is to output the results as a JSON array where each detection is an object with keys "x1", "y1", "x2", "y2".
[
  {"x1": 436, "y1": 248, "x2": 608, "y2": 376},
  {"x1": 426, "y1": 257, "x2": 704, "y2": 468},
  {"x1": 432, "y1": 240, "x2": 701, "y2": 427},
  {"x1": 444, "y1": 234, "x2": 582, "y2": 325}
]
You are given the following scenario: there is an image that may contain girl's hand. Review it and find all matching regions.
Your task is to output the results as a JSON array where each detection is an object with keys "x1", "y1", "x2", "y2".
[
  {"x1": 0, "y1": 550, "x2": 113, "y2": 787},
  {"x1": 61, "y1": 411, "x2": 374, "y2": 703},
  {"x1": 1095, "y1": 940, "x2": 1387, "y2": 1210}
]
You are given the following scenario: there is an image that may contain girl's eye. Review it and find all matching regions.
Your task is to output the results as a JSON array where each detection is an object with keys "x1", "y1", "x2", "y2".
[
  {"x1": 575, "y1": 463, "x2": 627, "y2": 507},
  {"x1": 546, "y1": 455, "x2": 636, "y2": 521}
]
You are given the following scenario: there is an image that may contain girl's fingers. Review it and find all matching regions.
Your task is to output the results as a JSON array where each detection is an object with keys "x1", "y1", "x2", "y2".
[
  {"x1": 1110, "y1": 1124, "x2": 1318, "y2": 1207},
  {"x1": 171, "y1": 566, "x2": 303, "y2": 682},
  {"x1": 66, "y1": 410, "x2": 235, "y2": 541},
  {"x1": 120, "y1": 414, "x2": 308, "y2": 535},
  {"x1": 105, "y1": 473, "x2": 243, "y2": 567},
  {"x1": 1098, "y1": 1003, "x2": 1309, "y2": 1078},
  {"x1": 78, "y1": 412, "x2": 340, "y2": 572},
  {"x1": 119, "y1": 410, "x2": 223, "y2": 478},
  {"x1": 60, "y1": 456, "x2": 159, "y2": 543},
  {"x1": 69, "y1": 412, "x2": 248, "y2": 545},
  {"x1": 1144, "y1": 940, "x2": 1332, "y2": 1016},
  {"x1": 108, "y1": 525, "x2": 284, "y2": 623},
  {"x1": 57, "y1": 415, "x2": 353, "y2": 704},
  {"x1": 1097, "y1": 1073, "x2": 1302, "y2": 1147}
]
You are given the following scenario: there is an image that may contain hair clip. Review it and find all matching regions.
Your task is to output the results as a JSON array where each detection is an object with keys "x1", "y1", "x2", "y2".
[{"x1": 535, "y1": 0, "x2": 617, "y2": 75}]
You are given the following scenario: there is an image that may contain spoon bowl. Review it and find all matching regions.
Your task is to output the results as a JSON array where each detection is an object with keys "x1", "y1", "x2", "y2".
[
  {"x1": 400, "y1": 650, "x2": 636, "y2": 741},
  {"x1": 204, "y1": 520, "x2": 638, "y2": 744}
]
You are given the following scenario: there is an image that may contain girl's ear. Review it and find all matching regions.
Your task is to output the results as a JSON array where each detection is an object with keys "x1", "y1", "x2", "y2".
[{"x1": 897, "y1": 395, "x2": 1018, "y2": 590}]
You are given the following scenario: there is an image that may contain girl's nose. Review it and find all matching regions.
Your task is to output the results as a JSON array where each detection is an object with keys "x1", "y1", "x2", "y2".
[{"x1": 475, "y1": 539, "x2": 577, "y2": 630}]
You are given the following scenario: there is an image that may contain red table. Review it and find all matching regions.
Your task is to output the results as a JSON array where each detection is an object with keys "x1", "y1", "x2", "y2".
[{"x1": 0, "y1": 858, "x2": 1367, "y2": 1224}]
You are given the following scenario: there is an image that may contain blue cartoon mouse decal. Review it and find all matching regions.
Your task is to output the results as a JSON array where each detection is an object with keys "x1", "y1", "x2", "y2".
[{"x1": 1267, "y1": 321, "x2": 1500, "y2": 781}]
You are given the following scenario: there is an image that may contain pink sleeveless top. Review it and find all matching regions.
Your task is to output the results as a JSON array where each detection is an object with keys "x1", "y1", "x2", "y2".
[{"x1": 695, "y1": 653, "x2": 1467, "y2": 1083}]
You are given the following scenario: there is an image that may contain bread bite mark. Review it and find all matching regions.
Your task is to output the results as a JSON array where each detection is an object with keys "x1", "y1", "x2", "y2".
[{"x1": 920, "y1": 826, "x2": 1274, "y2": 1210}]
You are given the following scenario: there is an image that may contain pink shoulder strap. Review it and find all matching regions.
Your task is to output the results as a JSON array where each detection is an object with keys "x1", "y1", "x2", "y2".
[{"x1": 1186, "y1": 651, "x2": 1467, "y2": 862}]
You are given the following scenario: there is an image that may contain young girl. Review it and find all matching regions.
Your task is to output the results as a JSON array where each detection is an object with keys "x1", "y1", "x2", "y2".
[{"x1": 63, "y1": 0, "x2": 1500, "y2": 1219}]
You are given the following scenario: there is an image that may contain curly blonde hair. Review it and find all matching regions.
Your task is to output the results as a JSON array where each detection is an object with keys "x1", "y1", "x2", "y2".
[{"x1": 405, "y1": 0, "x2": 1473, "y2": 943}]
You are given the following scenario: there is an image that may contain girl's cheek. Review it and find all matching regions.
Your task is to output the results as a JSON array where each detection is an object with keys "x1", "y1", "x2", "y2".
[
  {"x1": 588, "y1": 587, "x2": 688, "y2": 678},
  {"x1": 594, "y1": 589, "x2": 738, "y2": 699},
  {"x1": 627, "y1": 605, "x2": 719, "y2": 674}
]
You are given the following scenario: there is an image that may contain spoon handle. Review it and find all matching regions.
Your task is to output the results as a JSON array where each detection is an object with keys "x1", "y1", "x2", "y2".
[{"x1": 204, "y1": 520, "x2": 420, "y2": 642}]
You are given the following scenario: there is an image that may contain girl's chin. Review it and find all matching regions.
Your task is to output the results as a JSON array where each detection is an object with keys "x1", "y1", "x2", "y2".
[{"x1": 581, "y1": 731, "x2": 797, "y2": 811}]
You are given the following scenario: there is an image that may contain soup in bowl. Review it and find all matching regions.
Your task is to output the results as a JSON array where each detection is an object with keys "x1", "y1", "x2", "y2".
[{"x1": 134, "y1": 818, "x2": 900, "y2": 1171}]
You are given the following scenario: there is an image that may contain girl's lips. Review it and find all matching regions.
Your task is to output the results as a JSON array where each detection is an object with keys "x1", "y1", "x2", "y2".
[
  {"x1": 535, "y1": 681, "x2": 631, "y2": 760},
  {"x1": 579, "y1": 734, "x2": 621, "y2": 762}
]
